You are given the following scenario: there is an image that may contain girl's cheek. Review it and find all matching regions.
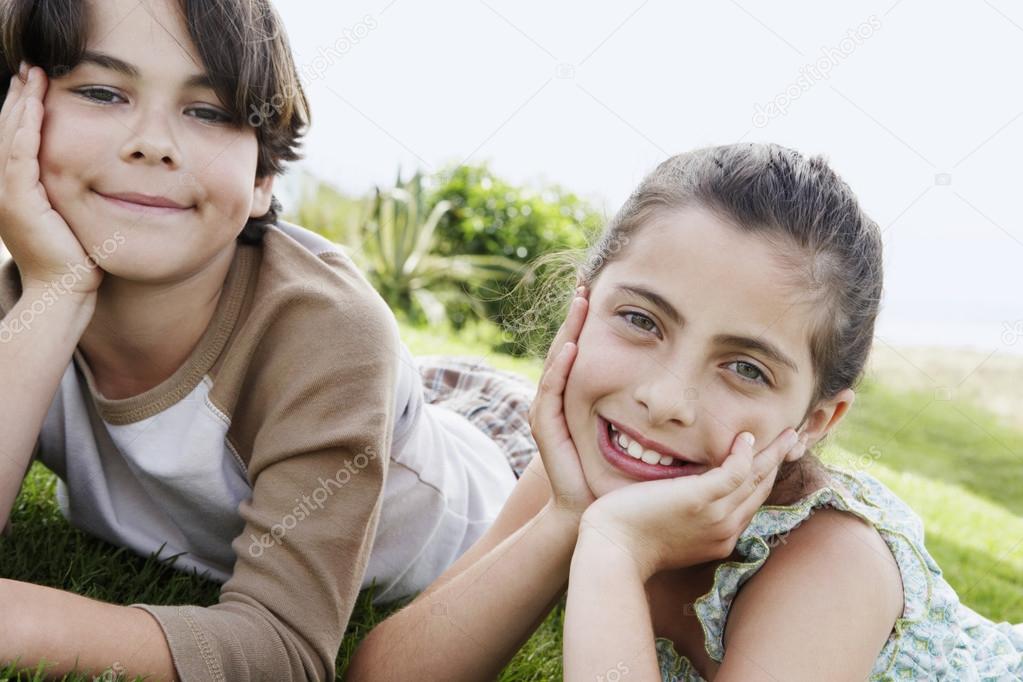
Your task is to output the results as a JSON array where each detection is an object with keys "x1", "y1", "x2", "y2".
[{"x1": 699, "y1": 386, "x2": 774, "y2": 467}]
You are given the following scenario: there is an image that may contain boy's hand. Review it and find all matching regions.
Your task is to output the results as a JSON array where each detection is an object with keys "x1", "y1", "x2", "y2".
[{"x1": 0, "y1": 63, "x2": 102, "y2": 296}]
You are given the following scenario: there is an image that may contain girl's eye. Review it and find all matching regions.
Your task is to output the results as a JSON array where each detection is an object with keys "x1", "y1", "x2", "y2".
[
  {"x1": 621, "y1": 311, "x2": 660, "y2": 336},
  {"x1": 727, "y1": 360, "x2": 771, "y2": 386},
  {"x1": 75, "y1": 88, "x2": 231, "y2": 124}
]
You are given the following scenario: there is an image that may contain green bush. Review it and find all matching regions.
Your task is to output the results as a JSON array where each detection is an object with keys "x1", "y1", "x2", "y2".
[
  {"x1": 287, "y1": 165, "x2": 604, "y2": 353},
  {"x1": 429, "y1": 164, "x2": 602, "y2": 353}
]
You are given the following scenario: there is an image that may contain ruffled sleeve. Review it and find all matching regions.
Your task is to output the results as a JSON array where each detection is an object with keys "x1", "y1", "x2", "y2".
[{"x1": 689, "y1": 466, "x2": 940, "y2": 679}]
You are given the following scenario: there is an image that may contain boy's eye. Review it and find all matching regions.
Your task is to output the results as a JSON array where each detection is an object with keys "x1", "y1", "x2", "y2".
[
  {"x1": 77, "y1": 87, "x2": 123, "y2": 104},
  {"x1": 621, "y1": 311, "x2": 660, "y2": 336},
  {"x1": 727, "y1": 360, "x2": 770, "y2": 386},
  {"x1": 189, "y1": 107, "x2": 232, "y2": 124},
  {"x1": 75, "y1": 87, "x2": 231, "y2": 124}
]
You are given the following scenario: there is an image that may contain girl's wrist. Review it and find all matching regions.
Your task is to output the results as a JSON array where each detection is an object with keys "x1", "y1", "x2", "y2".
[
  {"x1": 571, "y1": 524, "x2": 652, "y2": 584},
  {"x1": 541, "y1": 499, "x2": 585, "y2": 540},
  {"x1": 575, "y1": 517, "x2": 659, "y2": 582}
]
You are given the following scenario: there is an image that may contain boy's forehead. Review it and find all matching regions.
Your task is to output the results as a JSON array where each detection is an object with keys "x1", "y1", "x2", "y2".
[{"x1": 85, "y1": 0, "x2": 200, "y2": 71}]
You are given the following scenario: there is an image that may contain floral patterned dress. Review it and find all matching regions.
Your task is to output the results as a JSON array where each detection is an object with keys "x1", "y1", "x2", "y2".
[{"x1": 655, "y1": 465, "x2": 1023, "y2": 681}]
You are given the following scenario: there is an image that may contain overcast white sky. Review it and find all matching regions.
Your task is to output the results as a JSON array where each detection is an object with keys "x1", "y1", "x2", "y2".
[{"x1": 273, "y1": 0, "x2": 1023, "y2": 355}]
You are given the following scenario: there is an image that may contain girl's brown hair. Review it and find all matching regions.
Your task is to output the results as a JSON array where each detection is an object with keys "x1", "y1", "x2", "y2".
[{"x1": 0, "y1": 0, "x2": 310, "y2": 243}]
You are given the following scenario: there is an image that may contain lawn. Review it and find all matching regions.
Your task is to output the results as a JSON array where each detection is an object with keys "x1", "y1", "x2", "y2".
[{"x1": 1, "y1": 323, "x2": 1021, "y2": 680}]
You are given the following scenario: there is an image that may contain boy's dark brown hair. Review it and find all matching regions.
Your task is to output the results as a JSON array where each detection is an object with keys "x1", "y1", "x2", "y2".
[{"x1": 0, "y1": 0, "x2": 310, "y2": 243}]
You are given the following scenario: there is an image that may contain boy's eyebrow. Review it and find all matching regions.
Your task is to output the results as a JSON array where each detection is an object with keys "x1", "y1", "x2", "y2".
[
  {"x1": 614, "y1": 282, "x2": 798, "y2": 373},
  {"x1": 77, "y1": 50, "x2": 215, "y2": 90}
]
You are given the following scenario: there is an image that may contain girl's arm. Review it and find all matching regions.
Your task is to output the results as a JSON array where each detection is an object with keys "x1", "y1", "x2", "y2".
[
  {"x1": 564, "y1": 527, "x2": 661, "y2": 681},
  {"x1": 564, "y1": 507, "x2": 903, "y2": 682},
  {"x1": 714, "y1": 509, "x2": 902, "y2": 681},
  {"x1": 348, "y1": 456, "x2": 578, "y2": 682},
  {"x1": 0, "y1": 579, "x2": 176, "y2": 680},
  {"x1": 563, "y1": 429, "x2": 803, "y2": 681},
  {"x1": 349, "y1": 290, "x2": 596, "y2": 681}
]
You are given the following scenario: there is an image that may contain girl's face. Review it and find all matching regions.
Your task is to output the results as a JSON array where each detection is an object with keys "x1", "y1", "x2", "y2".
[
  {"x1": 564, "y1": 207, "x2": 845, "y2": 498},
  {"x1": 38, "y1": 0, "x2": 273, "y2": 284}
]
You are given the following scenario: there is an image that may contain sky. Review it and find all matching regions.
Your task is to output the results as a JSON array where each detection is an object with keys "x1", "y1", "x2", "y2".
[{"x1": 272, "y1": 0, "x2": 1023, "y2": 355}]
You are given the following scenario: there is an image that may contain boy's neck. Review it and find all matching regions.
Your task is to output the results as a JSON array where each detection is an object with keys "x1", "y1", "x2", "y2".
[{"x1": 77, "y1": 242, "x2": 239, "y2": 401}]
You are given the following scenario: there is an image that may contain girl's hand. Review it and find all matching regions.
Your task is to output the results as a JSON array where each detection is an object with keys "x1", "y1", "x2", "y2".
[
  {"x1": 528, "y1": 285, "x2": 595, "y2": 520},
  {"x1": 578, "y1": 428, "x2": 806, "y2": 580},
  {"x1": 0, "y1": 63, "x2": 102, "y2": 296}
]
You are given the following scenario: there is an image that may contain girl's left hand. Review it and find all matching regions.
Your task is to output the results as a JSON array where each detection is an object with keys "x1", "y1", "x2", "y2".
[{"x1": 577, "y1": 428, "x2": 805, "y2": 581}]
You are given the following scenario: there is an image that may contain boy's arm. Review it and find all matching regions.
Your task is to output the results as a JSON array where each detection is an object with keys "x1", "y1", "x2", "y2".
[
  {"x1": 129, "y1": 288, "x2": 399, "y2": 682},
  {"x1": 1, "y1": 281, "x2": 394, "y2": 682},
  {"x1": 0, "y1": 287, "x2": 94, "y2": 530},
  {"x1": 347, "y1": 455, "x2": 580, "y2": 682}
]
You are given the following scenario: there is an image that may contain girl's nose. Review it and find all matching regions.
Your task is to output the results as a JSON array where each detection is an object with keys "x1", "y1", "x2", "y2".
[{"x1": 632, "y1": 368, "x2": 699, "y2": 428}]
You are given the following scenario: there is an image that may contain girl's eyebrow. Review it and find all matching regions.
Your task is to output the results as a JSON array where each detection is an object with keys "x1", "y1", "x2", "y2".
[
  {"x1": 77, "y1": 50, "x2": 214, "y2": 90},
  {"x1": 615, "y1": 284, "x2": 684, "y2": 327},
  {"x1": 714, "y1": 335, "x2": 799, "y2": 374},
  {"x1": 614, "y1": 282, "x2": 798, "y2": 374}
]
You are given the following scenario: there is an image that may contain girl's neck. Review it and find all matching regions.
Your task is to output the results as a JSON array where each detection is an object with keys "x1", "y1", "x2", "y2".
[{"x1": 77, "y1": 242, "x2": 238, "y2": 400}]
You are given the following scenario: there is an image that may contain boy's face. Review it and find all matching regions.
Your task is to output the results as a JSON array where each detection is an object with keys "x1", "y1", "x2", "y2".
[
  {"x1": 563, "y1": 207, "x2": 842, "y2": 498},
  {"x1": 38, "y1": 0, "x2": 274, "y2": 283}
]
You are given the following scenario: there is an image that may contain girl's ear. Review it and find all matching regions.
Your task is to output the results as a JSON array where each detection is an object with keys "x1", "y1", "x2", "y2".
[
  {"x1": 790, "y1": 388, "x2": 855, "y2": 460},
  {"x1": 250, "y1": 173, "x2": 276, "y2": 218}
]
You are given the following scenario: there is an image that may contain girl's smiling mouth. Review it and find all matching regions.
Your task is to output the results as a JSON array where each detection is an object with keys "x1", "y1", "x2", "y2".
[{"x1": 597, "y1": 416, "x2": 707, "y2": 481}]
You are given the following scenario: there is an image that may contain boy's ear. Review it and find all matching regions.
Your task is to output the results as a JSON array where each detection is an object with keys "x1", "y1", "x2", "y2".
[
  {"x1": 789, "y1": 388, "x2": 855, "y2": 461},
  {"x1": 250, "y1": 173, "x2": 276, "y2": 218}
]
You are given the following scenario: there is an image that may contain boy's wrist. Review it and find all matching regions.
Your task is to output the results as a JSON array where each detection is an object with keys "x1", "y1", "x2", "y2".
[{"x1": 10, "y1": 285, "x2": 96, "y2": 336}]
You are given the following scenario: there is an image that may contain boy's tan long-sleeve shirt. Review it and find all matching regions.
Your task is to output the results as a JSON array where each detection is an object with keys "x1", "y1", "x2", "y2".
[{"x1": 0, "y1": 222, "x2": 517, "y2": 681}]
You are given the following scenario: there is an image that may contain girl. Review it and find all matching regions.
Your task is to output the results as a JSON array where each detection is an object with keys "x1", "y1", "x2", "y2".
[
  {"x1": 0, "y1": 0, "x2": 534, "y2": 680},
  {"x1": 350, "y1": 144, "x2": 1023, "y2": 680}
]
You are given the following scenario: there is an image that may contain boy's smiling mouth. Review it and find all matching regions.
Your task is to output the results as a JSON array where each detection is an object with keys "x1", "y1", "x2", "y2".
[
  {"x1": 93, "y1": 189, "x2": 195, "y2": 214},
  {"x1": 596, "y1": 416, "x2": 707, "y2": 481}
]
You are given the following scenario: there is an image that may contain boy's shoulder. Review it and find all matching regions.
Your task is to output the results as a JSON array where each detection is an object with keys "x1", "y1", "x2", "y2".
[
  {"x1": 210, "y1": 221, "x2": 405, "y2": 450},
  {"x1": 248, "y1": 220, "x2": 398, "y2": 342}
]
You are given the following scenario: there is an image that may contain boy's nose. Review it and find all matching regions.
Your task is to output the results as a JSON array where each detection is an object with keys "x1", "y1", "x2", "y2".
[{"x1": 121, "y1": 116, "x2": 180, "y2": 168}]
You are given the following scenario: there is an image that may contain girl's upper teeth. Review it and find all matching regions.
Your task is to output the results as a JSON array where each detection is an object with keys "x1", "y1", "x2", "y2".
[{"x1": 612, "y1": 424, "x2": 678, "y2": 466}]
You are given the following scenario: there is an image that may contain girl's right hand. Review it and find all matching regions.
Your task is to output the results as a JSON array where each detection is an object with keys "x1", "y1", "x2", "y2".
[
  {"x1": 528, "y1": 284, "x2": 595, "y2": 520},
  {"x1": 0, "y1": 63, "x2": 102, "y2": 296}
]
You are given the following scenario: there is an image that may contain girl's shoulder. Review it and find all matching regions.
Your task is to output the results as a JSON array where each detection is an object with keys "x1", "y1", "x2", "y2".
[{"x1": 658, "y1": 465, "x2": 1023, "y2": 680}]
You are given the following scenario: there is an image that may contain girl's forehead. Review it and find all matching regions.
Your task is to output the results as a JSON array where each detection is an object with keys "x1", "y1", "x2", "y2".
[{"x1": 597, "y1": 209, "x2": 820, "y2": 365}]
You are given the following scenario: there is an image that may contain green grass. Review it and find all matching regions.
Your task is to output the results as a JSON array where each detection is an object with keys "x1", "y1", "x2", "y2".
[{"x1": 1, "y1": 325, "x2": 1021, "y2": 680}]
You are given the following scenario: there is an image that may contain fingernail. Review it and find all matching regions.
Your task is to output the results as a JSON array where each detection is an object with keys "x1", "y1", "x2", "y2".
[
  {"x1": 739, "y1": 432, "x2": 755, "y2": 447},
  {"x1": 788, "y1": 438, "x2": 807, "y2": 460}
]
